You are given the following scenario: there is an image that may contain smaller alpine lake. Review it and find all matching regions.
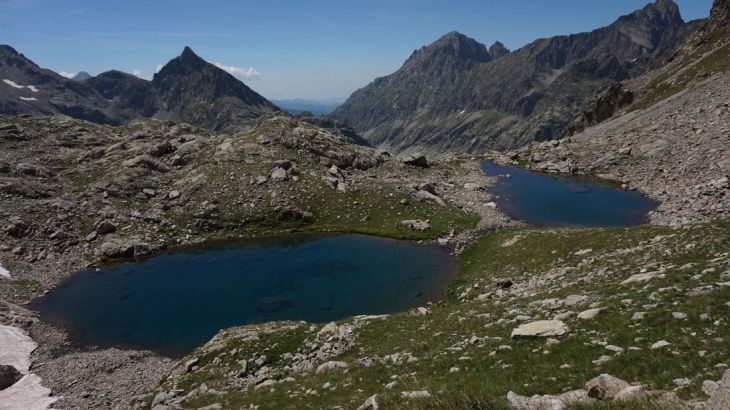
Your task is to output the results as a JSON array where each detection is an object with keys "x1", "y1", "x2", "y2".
[
  {"x1": 30, "y1": 234, "x2": 455, "y2": 356},
  {"x1": 481, "y1": 161, "x2": 659, "y2": 227}
]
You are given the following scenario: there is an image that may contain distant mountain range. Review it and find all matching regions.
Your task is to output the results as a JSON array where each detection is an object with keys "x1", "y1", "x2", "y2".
[
  {"x1": 0, "y1": 0, "x2": 711, "y2": 154},
  {"x1": 271, "y1": 99, "x2": 342, "y2": 115},
  {"x1": 0, "y1": 46, "x2": 279, "y2": 132},
  {"x1": 330, "y1": 0, "x2": 703, "y2": 154}
]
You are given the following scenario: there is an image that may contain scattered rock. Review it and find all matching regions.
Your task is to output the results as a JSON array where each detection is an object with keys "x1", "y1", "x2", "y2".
[
  {"x1": 356, "y1": 394, "x2": 379, "y2": 410},
  {"x1": 708, "y1": 369, "x2": 730, "y2": 410},
  {"x1": 651, "y1": 340, "x2": 672, "y2": 350},
  {"x1": 577, "y1": 308, "x2": 602, "y2": 320},
  {"x1": 400, "y1": 219, "x2": 431, "y2": 231},
  {"x1": 401, "y1": 390, "x2": 431, "y2": 399},
  {"x1": 315, "y1": 361, "x2": 348, "y2": 374},
  {"x1": 586, "y1": 374, "x2": 631, "y2": 400}
]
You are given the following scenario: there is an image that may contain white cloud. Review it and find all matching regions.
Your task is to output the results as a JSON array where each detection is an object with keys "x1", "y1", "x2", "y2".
[
  {"x1": 156, "y1": 64, "x2": 163, "y2": 73},
  {"x1": 59, "y1": 71, "x2": 75, "y2": 79},
  {"x1": 132, "y1": 70, "x2": 153, "y2": 81},
  {"x1": 213, "y1": 62, "x2": 260, "y2": 80}
]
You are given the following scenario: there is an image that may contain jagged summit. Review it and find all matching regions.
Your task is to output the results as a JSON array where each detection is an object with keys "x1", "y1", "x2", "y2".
[
  {"x1": 0, "y1": 44, "x2": 280, "y2": 132},
  {"x1": 488, "y1": 41, "x2": 510, "y2": 59},
  {"x1": 331, "y1": 0, "x2": 698, "y2": 154},
  {"x1": 408, "y1": 31, "x2": 492, "y2": 65},
  {"x1": 151, "y1": 46, "x2": 280, "y2": 131}
]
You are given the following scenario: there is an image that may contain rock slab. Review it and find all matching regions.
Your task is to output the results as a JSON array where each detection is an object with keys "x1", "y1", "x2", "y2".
[{"x1": 511, "y1": 320, "x2": 569, "y2": 338}]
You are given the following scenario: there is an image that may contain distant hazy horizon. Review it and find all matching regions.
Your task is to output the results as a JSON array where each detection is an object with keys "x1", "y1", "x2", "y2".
[{"x1": 0, "y1": 0, "x2": 713, "y2": 101}]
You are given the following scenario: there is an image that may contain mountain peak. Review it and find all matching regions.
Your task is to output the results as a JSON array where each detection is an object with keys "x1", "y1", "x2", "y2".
[
  {"x1": 488, "y1": 41, "x2": 510, "y2": 59},
  {"x1": 637, "y1": 0, "x2": 683, "y2": 24},
  {"x1": 0, "y1": 44, "x2": 20, "y2": 57},
  {"x1": 407, "y1": 31, "x2": 491, "y2": 67},
  {"x1": 181, "y1": 46, "x2": 198, "y2": 59}
]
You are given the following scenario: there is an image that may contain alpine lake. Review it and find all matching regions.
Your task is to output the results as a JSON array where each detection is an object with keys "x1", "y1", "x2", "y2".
[{"x1": 30, "y1": 162, "x2": 659, "y2": 356}]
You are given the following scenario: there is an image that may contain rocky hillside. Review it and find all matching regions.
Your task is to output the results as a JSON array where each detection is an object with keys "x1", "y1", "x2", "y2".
[
  {"x1": 0, "y1": 46, "x2": 280, "y2": 133},
  {"x1": 0, "y1": 112, "x2": 517, "y2": 408},
  {"x1": 331, "y1": 0, "x2": 701, "y2": 155}
]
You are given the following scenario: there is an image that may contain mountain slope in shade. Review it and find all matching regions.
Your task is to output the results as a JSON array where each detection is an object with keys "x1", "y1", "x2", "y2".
[
  {"x1": 0, "y1": 46, "x2": 279, "y2": 132},
  {"x1": 0, "y1": 45, "x2": 119, "y2": 124},
  {"x1": 331, "y1": 0, "x2": 702, "y2": 155},
  {"x1": 84, "y1": 70, "x2": 160, "y2": 121},
  {"x1": 151, "y1": 47, "x2": 280, "y2": 132}
]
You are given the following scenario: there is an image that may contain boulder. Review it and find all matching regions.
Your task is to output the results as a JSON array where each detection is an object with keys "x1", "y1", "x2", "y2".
[
  {"x1": 15, "y1": 163, "x2": 53, "y2": 178},
  {"x1": 0, "y1": 364, "x2": 22, "y2": 391},
  {"x1": 585, "y1": 374, "x2": 631, "y2": 400},
  {"x1": 315, "y1": 361, "x2": 348, "y2": 374},
  {"x1": 270, "y1": 167, "x2": 288, "y2": 182},
  {"x1": 148, "y1": 141, "x2": 172, "y2": 157},
  {"x1": 708, "y1": 369, "x2": 730, "y2": 410},
  {"x1": 577, "y1": 308, "x2": 602, "y2": 320},
  {"x1": 98, "y1": 240, "x2": 148, "y2": 259},
  {"x1": 356, "y1": 394, "x2": 379, "y2": 410},
  {"x1": 122, "y1": 155, "x2": 170, "y2": 173},
  {"x1": 402, "y1": 153, "x2": 429, "y2": 167},
  {"x1": 511, "y1": 320, "x2": 569, "y2": 338},
  {"x1": 412, "y1": 190, "x2": 446, "y2": 207},
  {"x1": 400, "y1": 220, "x2": 431, "y2": 232},
  {"x1": 507, "y1": 390, "x2": 589, "y2": 410},
  {"x1": 95, "y1": 220, "x2": 117, "y2": 234}
]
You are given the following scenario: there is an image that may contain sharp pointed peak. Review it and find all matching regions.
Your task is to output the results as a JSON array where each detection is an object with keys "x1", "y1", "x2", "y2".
[{"x1": 180, "y1": 46, "x2": 201, "y2": 60}]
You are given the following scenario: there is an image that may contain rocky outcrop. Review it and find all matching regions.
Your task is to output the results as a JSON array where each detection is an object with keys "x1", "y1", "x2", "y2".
[
  {"x1": 702, "y1": 0, "x2": 730, "y2": 34},
  {"x1": 568, "y1": 83, "x2": 634, "y2": 135},
  {"x1": 331, "y1": 1, "x2": 699, "y2": 154}
]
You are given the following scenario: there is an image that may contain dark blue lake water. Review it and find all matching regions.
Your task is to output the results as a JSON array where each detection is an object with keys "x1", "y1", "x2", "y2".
[
  {"x1": 30, "y1": 234, "x2": 454, "y2": 356},
  {"x1": 481, "y1": 161, "x2": 658, "y2": 227}
]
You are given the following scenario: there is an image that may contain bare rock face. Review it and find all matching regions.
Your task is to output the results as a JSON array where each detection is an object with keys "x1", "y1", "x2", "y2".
[
  {"x1": 331, "y1": 1, "x2": 694, "y2": 154},
  {"x1": 702, "y1": 0, "x2": 730, "y2": 34},
  {"x1": 511, "y1": 320, "x2": 569, "y2": 338},
  {"x1": 568, "y1": 83, "x2": 633, "y2": 135}
]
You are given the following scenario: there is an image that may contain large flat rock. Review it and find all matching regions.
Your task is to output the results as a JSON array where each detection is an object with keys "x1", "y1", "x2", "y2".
[{"x1": 511, "y1": 320, "x2": 569, "y2": 338}]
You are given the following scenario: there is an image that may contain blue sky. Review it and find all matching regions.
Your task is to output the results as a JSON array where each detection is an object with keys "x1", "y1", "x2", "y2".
[{"x1": 0, "y1": 0, "x2": 713, "y2": 101}]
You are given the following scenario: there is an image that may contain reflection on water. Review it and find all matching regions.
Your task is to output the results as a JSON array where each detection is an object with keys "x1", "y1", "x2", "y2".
[
  {"x1": 30, "y1": 233, "x2": 455, "y2": 356},
  {"x1": 482, "y1": 161, "x2": 658, "y2": 227}
]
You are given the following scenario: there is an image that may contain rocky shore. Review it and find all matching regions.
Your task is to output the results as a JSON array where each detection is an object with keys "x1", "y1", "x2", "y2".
[
  {"x1": 0, "y1": 113, "x2": 516, "y2": 409},
  {"x1": 487, "y1": 69, "x2": 730, "y2": 228}
]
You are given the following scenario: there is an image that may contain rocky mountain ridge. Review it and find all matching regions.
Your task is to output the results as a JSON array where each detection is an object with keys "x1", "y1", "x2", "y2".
[
  {"x1": 331, "y1": 0, "x2": 702, "y2": 155},
  {"x1": 0, "y1": 46, "x2": 279, "y2": 133}
]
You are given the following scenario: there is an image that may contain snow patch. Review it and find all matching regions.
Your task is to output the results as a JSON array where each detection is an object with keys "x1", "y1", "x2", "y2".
[
  {"x1": 3, "y1": 79, "x2": 24, "y2": 89},
  {"x1": 0, "y1": 325, "x2": 57, "y2": 409},
  {"x1": 0, "y1": 325, "x2": 35, "y2": 373},
  {"x1": 0, "y1": 263, "x2": 9, "y2": 279},
  {"x1": 0, "y1": 375, "x2": 57, "y2": 410},
  {"x1": 20, "y1": 97, "x2": 37, "y2": 101},
  {"x1": 27, "y1": 85, "x2": 39, "y2": 93}
]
